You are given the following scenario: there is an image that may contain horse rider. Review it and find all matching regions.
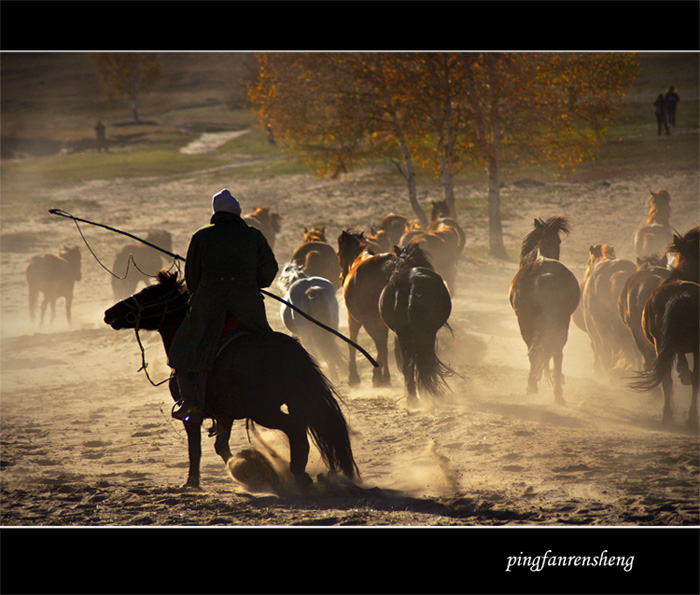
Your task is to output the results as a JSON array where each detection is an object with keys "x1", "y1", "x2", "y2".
[{"x1": 169, "y1": 188, "x2": 279, "y2": 423}]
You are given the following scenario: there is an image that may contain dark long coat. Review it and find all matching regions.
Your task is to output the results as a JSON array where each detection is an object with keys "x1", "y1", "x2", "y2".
[{"x1": 168, "y1": 211, "x2": 278, "y2": 373}]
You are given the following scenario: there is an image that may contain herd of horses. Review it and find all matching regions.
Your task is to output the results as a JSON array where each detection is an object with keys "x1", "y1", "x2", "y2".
[{"x1": 25, "y1": 191, "x2": 700, "y2": 490}]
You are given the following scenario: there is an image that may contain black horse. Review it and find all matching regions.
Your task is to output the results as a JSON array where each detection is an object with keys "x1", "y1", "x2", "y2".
[
  {"x1": 379, "y1": 243, "x2": 453, "y2": 407},
  {"x1": 509, "y1": 217, "x2": 581, "y2": 403},
  {"x1": 103, "y1": 271, "x2": 359, "y2": 491}
]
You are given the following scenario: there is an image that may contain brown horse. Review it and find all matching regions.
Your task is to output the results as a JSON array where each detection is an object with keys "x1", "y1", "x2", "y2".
[
  {"x1": 379, "y1": 243, "x2": 453, "y2": 406},
  {"x1": 26, "y1": 245, "x2": 82, "y2": 325},
  {"x1": 509, "y1": 217, "x2": 580, "y2": 403},
  {"x1": 634, "y1": 189, "x2": 673, "y2": 260},
  {"x1": 337, "y1": 229, "x2": 395, "y2": 387},
  {"x1": 618, "y1": 255, "x2": 670, "y2": 380},
  {"x1": 579, "y1": 244, "x2": 639, "y2": 379},
  {"x1": 630, "y1": 226, "x2": 699, "y2": 430},
  {"x1": 376, "y1": 213, "x2": 409, "y2": 247},
  {"x1": 290, "y1": 227, "x2": 342, "y2": 290},
  {"x1": 111, "y1": 229, "x2": 173, "y2": 300},
  {"x1": 429, "y1": 200, "x2": 466, "y2": 254},
  {"x1": 243, "y1": 206, "x2": 284, "y2": 249}
]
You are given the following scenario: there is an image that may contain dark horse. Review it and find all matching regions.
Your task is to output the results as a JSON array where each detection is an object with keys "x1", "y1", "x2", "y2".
[
  {"x1": 337, "y1": 229, "x2": 395, "y2": 386},
  {"x1": 26, "y1": 245, "x2": 82, "y2": 325},
  {"x1": 629, "y1": 226, "x2": 699, "y2": 430},
  {"x1": 104, "y1": 271, "x2": 359, "y2": 491},
  {"x1": 509, "y1": 217, "x2": 581, "y2": 403},
  {"x1": 379, "y1": 243, "x2": 453, "y2": 407}
]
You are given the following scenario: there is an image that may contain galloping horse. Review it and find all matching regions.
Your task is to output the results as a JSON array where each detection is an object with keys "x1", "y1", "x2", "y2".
[
  {"x1": 290, "y1": 227, "x2": 342, "y2": 291},
  {"x1": 634, "y1": 189, "x2": 673, "y2": 260},
  {"x1": 630, "y1": 226, "x2": 699, "y2": 430},
  {"x1": 243, "y1": 207, "x2": 284, "y2": 250},
  {"x1": 111, "y1": 229, "x2": 173, "y2": 300},
  {"x1": 618, "y1": 255, "x2": 670, "y2": 380},
  {"x1": 579, "y1": 244, "x2": 639, "y2": 379},
  {"x1": 104, "y1": 271, "x2": 359, "y2": 491},
  {"x1": 379, "y1": 243, "x2": 453, "y2": 406},
  {"x1": 509, "y1": 217, "x2": 580, "y2": 403},
  {"x1": 337, "y1": 229, "x2": 395, "y2": 387},
  {"x1": 26, "y1": 245, "x2": 82, "y2": 325},
  {"x1": 277, "y1": 262, "x2": 345, "y2": 382}
]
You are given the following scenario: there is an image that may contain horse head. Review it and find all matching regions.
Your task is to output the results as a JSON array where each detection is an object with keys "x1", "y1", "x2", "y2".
[
  {"x1": 303, "y1": 226, "x2": 326, "y2": 243},
  {"x1": 430, "y1": 200, "x2": 450, "y2": 222},
  {"x1": 59, "y1": 245, "x2": 82, "y2": 281},
  {"x1": 646, "y1": 189, "x2": 672, "y2": 225},
  {"x1": 392, "y1": 242, "x2": 434, "y2": 273},
  {"x1": 337, "y1": 230, "x2": 368, "y2": 280},
  {"x1": 104, "y1": 270, "x2": 186, "y2": 331},
  {"x1": 277, "y1": 262, "x2": 308, "y2": 292},
  {"x1": 520, "y1": 216, "x2": 571, "y2": 266},
  {"x1": 666, "y1": 225, "x2": 700, "y2": 282}
]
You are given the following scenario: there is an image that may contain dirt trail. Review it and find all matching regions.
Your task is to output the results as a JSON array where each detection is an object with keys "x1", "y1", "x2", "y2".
[{"x1": 1, "y1": 158, "x2": 699, "y2": 527}]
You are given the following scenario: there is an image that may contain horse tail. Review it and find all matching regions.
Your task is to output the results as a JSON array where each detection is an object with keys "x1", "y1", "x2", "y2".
[
  {"x1": 303, "y1": 357, "x2": 359, "y2": 480},
  {"x1": 399, "y1": 329, "x2": 453, "y2": 396},
  {"x1": 628, "y1": 291, "x2": 690, "y2": 393}
]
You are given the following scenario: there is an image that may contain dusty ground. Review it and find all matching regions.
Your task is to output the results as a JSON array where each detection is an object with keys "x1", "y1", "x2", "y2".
[{"x1": 1, "y1": 133, "x2": 699, "y2": 533}]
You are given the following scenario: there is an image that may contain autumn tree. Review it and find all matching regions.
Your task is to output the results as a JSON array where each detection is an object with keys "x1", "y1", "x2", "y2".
[
  {"x1": 249, "y1": 52, "x2": 432, "y2": 227},
  {"x1": 249, "y1": 52, "x2": 638, "y2": 257},
  {"x1": 91, "y1": 53, "x2": 163, "y2": 121},
  {"x1": 456, "y1": 52, "x2": 638, "y2": 258}
]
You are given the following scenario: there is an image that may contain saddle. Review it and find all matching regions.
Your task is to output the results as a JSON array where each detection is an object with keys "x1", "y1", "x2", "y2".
[{"x1": 217, "y1": 316, "x2": 249, "y2": 358}]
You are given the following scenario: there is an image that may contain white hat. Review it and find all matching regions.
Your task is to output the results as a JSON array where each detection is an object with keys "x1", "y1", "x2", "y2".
[{"x1": 212, "y1": 188, "x2": 242, "y2": 216}]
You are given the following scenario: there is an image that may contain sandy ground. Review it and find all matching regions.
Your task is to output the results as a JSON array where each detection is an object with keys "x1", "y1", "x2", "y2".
[{"x1": 1, "y1": 139, "x2": 699, "y2": 531}]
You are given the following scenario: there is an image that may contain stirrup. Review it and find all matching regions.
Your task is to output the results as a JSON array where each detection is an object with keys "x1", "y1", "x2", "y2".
[{"x1": 172, "y1": 401, "x2": 202, "y2": 423}]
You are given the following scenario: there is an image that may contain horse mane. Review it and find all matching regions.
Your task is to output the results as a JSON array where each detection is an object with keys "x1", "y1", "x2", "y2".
[
  {"x1": 520, "y1": 216, "x2": 571, "y2": 262},
  {"x1": 665, "y1": 225, "x2": 700, "y2": 283},
  {"x1": 156, "y1": 269, "x2": 185, "y2": 291},
  {"x1": 393, "y1": 242, "x2": 434, "y2": 272}
]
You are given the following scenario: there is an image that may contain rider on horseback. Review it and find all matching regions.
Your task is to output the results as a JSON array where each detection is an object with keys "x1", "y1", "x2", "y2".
[{"x1": 169, "y1": 189, "x2": 279, "y2": 423}]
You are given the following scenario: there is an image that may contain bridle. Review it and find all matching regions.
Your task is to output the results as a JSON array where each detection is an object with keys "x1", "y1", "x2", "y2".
[{"x1": 122, "y1": 288, "x2": 189, "y2": 386}]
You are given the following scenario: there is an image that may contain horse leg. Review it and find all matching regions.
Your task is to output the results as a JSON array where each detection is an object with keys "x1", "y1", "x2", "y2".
[
  {"x1": 660, "y1": 373, "x2": 674, "y2": 428},
  {"x1": 39, "y1": 296, "x2": 49, "y2": 325},
  {"x1": 552, "y1": 349, "x2": 565, "y2": 405},
  {"x1": 395, "y1": 335, "x2": 418, "y2": 406},
  {"x1": 686, "y1": 352, "x2": 699, "y2": 432},
  {"x1": 64, "y1": 293, "x2": 73, "y2": 325},
  {"x1": 213, "y1": 419, "x2": 234, "y2": 464},
  {"x1": 182, "y1": 420, "x2": 203, "y2": 489},
  {"x1": 347, "y1": 316, "x2": 362, "y2": 385},
  {"x1": 285, "y1": 421, "x2": 312, "y2": 492},
  {"x1": 370, "y1": 325, "x2": 391, "y2": 387}
]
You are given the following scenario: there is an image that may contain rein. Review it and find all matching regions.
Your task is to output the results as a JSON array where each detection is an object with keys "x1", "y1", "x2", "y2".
[{"x1": 125, "y1": 290, "x2": 189, "y2": 387}]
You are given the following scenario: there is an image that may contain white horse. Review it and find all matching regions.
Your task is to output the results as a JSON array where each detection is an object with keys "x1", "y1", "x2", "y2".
[{"x1": 277, "y1": 263, "x2": 345, "y2": 382}]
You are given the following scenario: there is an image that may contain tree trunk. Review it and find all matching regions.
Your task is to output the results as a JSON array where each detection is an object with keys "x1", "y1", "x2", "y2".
[{"x1": 487, "y1": 155, "x2": 509, "y2": 260}]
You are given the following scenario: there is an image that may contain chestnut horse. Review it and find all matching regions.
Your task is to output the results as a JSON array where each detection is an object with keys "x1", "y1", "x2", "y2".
[
  {"x1": 104, "y1": 271, "x2": 358, "y2": 491},
  {"x1": 379, "y1": 243, "x2": 453, "y2": 406},
  {"x1": 243, "y1": 206, "x2": 284, "y2": 250},
  {"x1": 579, "y1": 244, "x2": 639, "y2": 379},
  {"x1": 111, "y1": 229, "x2": 173, "y2": 300},
  {"x1": 290, "y1": 227, "x2": 342, "y2": 291},
  {"x1": 337, "y1": 229, "x2": 395, "y2": 387},
  {"x1": 630, "y1": 226, "x2": 699, "y2": 430},
  {"x1": 509, "y1": 217, "x2": 580, "y2": 403},
  {"x1": 634, "y1": 189, "x2": 673, "y2": 260},
  {"x1": 429, "y1": 200, "x2": 466, "y2": 255},
  {"x1": 26, "y1": 245, "x2": 82, "y2": 325}
]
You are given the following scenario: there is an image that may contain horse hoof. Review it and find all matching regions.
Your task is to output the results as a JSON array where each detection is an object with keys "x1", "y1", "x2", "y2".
[{"x1": 294, "y1": 472, "x2": 313, "y2": 494}]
